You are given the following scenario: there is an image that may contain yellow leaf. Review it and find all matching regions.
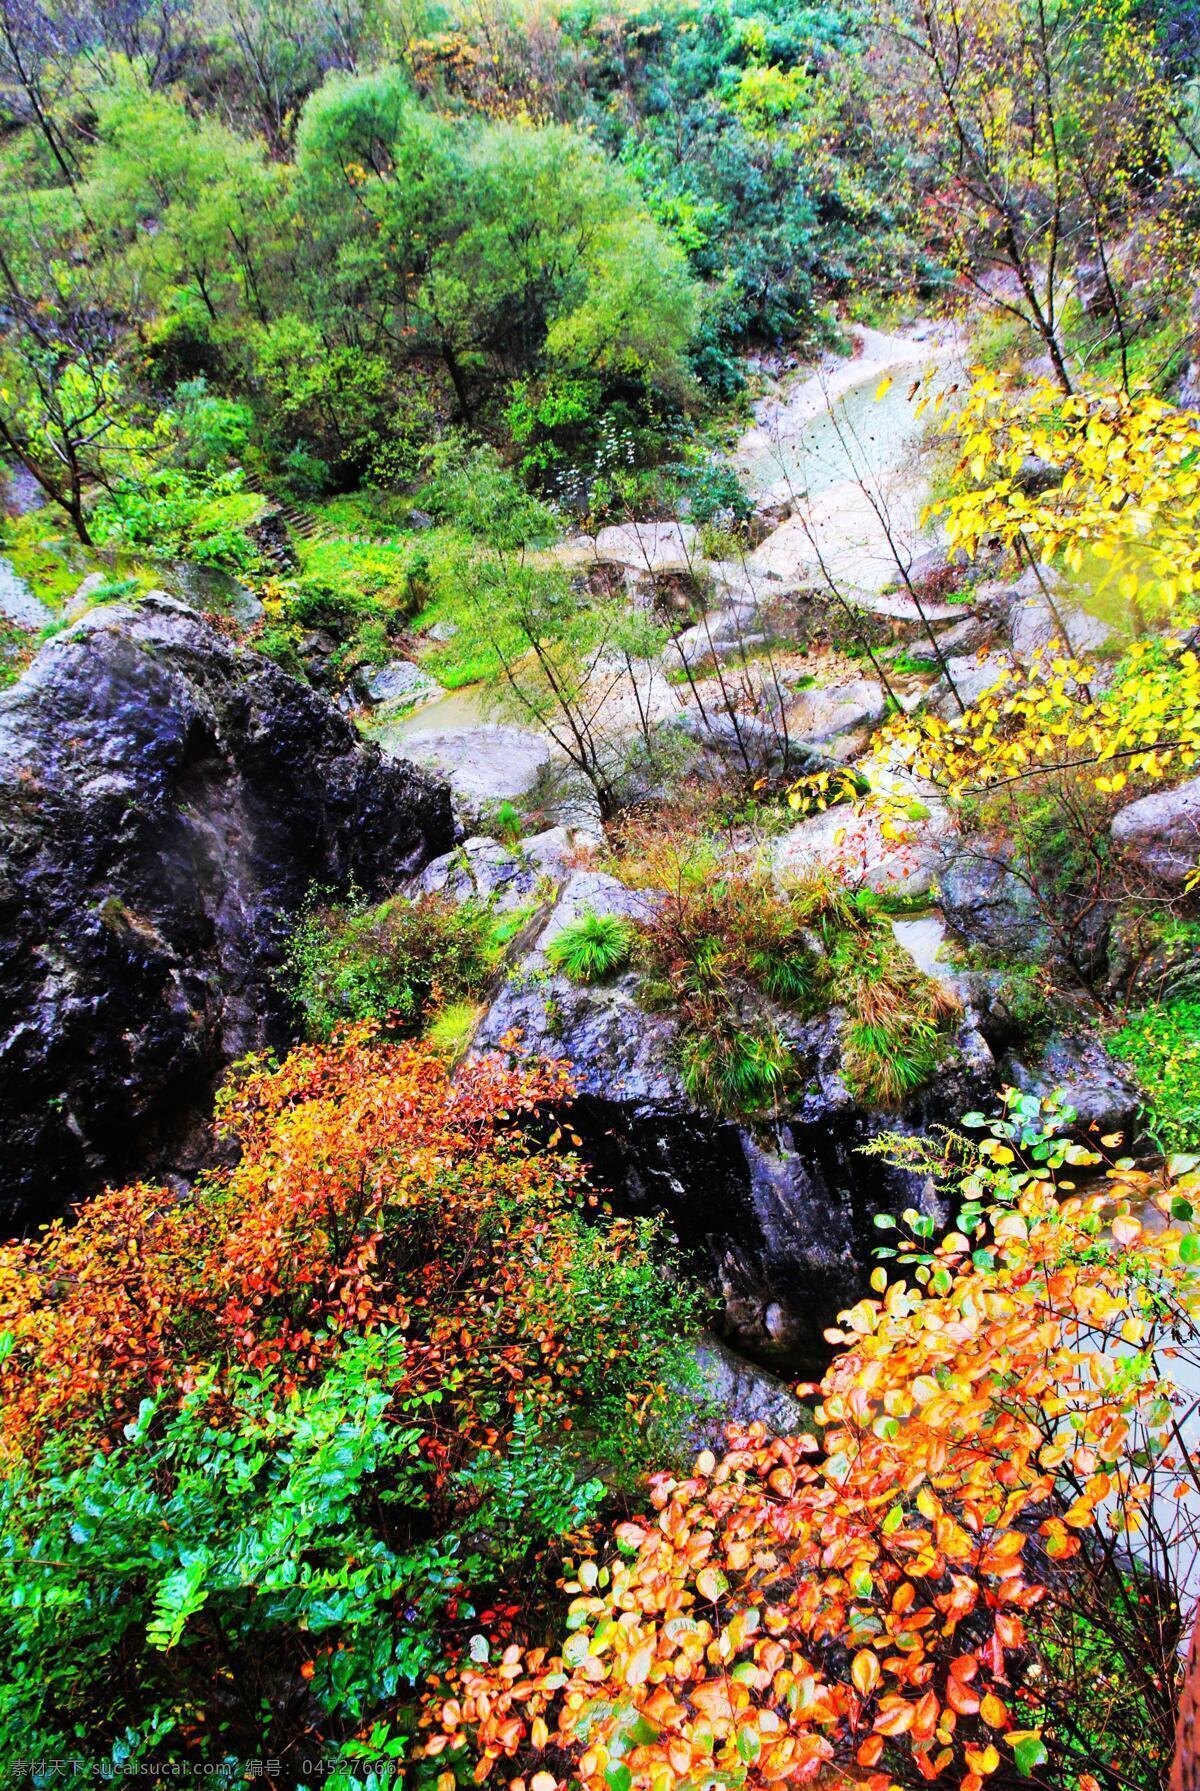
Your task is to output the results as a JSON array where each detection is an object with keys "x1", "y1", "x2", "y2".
[
  {"x1": 624, "y1": 1644, "x2": 653, "y2": 1687},
  {"x1": 852, "y1": 1650, "x2": 880, "y2": 1697}
]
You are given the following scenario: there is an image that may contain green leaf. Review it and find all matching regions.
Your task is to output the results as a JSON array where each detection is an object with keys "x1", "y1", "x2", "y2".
[
  {"x1": 736, "y1": 1725, "x2": 761, "y2": 1764},
  {"x1": 881, "y1": 1504, "x2": 904, "y2": 1534},
  {"x1": 1011, "y1": 1731, "x2": 1047, "y2": 1776},
  {"x1": 606, "y1": 1764, "x2": 632, "y2": 1791},
  {"x1": 1182, "y1": 1232, "x2": 1200, "y2": 1265}
]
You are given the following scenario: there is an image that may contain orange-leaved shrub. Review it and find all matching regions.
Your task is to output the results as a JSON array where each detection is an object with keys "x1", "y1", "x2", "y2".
[
  {"x1": 0, "y1": 1032, "x2": 708, "y2": 1770},
  {"x1": 418, "y1": 1098, "x2": 1200, "y2": 1791},
  {"x1": 0, "y1": 1027, "x2": 661, "y2": 1465}
]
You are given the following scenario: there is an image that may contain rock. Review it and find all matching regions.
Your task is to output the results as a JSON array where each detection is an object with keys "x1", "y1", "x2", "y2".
[
  {"x1": 772, "y1": 796, "x2": 951, "y2": 899},
  {"x1": 591, "y1": 519, "x2": 699, "y2": 573},
  {"x1": 468, "y1": 863, "x2": 997, "y2": 1366},
  {"x1": 417, "y1": 827, "x2": 588, "y2": 910},
  {"x1": 1111, "y1": 776, "x2": 1200, "y2": 888},
  {"x1": 936, "y1": 652, "x2": 1012, "y2": 717},
  {"x1": 667, "y1": 603, "x2": 761, "y2": 671},
  {"x1": 0, "y1": 555, "x2": 51, "y2": 629},
  {"x1": 0, "y1": 595, "x2": 454, "y2": 1227},
  {"x1": 384, "y1": 723, "x2": 554, "y2": 819},
  {"x1": 786, "y1": 678, "x2": 887, "y2": 758},
  {"x1": 674, "y1": 707, "x2": 822, "y2": 778},
  {"x1": 426, "y1": 618, "x2": 459, "y2": 642},
  {"x1": 1073, "y1": 261, "x2": 1114, "y2": 319},
  {"x1": 358, "y1": 658, "x2": 441, "y2": 710},
  {"x1": 939, "y1": 846, "x2": 1047, "y2": 958},
  {"x1": 1002, "y1": 1032, "x2": 1142, "y2": 1139},
  {"x1": 933, "y1": 611, "x2": 996, "y2": 656},
  {"x1": 67, "y1": 571, "x2": 110, "y2": 616},
  {"x1": 1008, "y1": 590, "x2": 1110, "y2": 661},
  {"x1": 677, "y1": 1333, "x2": 812, "y2": 1454},
  {"x1": 161, "y1": 560, "x2": 263, "y2": 627},
  {"x1": 407, "y1": 508, "x2": 436, "y2": 531},
  {"x1": 1013, "y1": 456, "x2": 1064, "y2": 497}
]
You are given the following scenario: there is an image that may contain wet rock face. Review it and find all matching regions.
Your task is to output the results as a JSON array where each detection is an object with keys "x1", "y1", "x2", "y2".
[
  {"x1": 0, "y1": 597, "x2": 454, "y2": 1229},
  {"x1": 451, "y1": 844, "x2": 997, "y2": 1369}
]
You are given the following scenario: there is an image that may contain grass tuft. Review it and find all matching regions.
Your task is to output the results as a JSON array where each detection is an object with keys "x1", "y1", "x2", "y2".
[{"x1": 547, "y1": 909, "x2": 633, "y2": 984}]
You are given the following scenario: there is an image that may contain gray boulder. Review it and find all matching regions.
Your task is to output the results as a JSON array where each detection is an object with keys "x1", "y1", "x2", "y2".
[
  {"x1": 1111, "y1": 777, "x2": 1200, "y2": 888},
  {"x1": 468, "y1": 865, "x2": 997, "y2": 1366},
  {"x1": 677, "y1": 1333, "x2": 813, "y2": 1455},
  {"x1": 395, "y1": 723, "x2": 554, "y2": 817},
  {"x1": 0, "y1": 596, "x2": 454, "y2": 1227},
  {"x1": 1002, "y1": 1032, "x2": 1143, "y2": 1139},
  {"x1": 358, "y1": 658, "x2": 441, "y2": 710},
  {"x1": 786, "y1": 678, "x2": 887, "y2": 758}
]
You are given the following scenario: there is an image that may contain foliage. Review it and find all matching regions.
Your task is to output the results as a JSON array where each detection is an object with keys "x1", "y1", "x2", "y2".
[
  {"x1": 547, "y1": 911, "x2": 634, "y2": 984},
  {"x1": 0, "y1": 1034, "x2": 704, "y2": 1766},
  {"x1": 614, "y1": 827, "x2": 958, "y2": 1113},
  {"x1": 418, "y1": 1093, "x2": 1200, "y2": 1791},
  {"x1": 931, "y1": 373, "x2": 1200, "y2": 627},
  {"x1": 870, "y1": 0, "x2": 1187, "y2": 391},
  {"x1": 91, "y1": 467, "x2": 267, "y2": 572},
  {"x1": 1111, "y1": 998, "x2": 1200, "y2": 1151},
  {"x1": 877, "y1": 637, "x2": 1200, "y2": 802},
  {"x1": 280, "y1": 890, "x2": 508, "y2": 1040}
]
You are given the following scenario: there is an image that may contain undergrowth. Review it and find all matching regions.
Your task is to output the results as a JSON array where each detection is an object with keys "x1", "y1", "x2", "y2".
[
  {"x1": 281, "y1": 890, "x2": 525, "y2": 1040},
  {"x1": 1111, "y1": 999, "x2": 1200, "y2": 1153},
  {"x1": 604, "y1": 821, "x2": 960, "y2": 1115}
]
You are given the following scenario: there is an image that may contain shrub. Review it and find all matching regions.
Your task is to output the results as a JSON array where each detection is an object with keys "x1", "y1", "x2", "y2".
[
  {"x1": 422, "y1": 1094, "x2": 1200, "y2": 1791},
  {"x1": 547, "y1": 909, "x2": 633, "y2": 983},
  {"x1": 280, "y1": 890, "x2": 501, "y2": 1039},
  {"x1": 1111, "y1": 998, "x2": 1200, "y2": 1152},
  {"x1": 0, "y1": 1034, "x2": 705, "y2": 1766},
  {"x1": 91, "y1": 468, "x2": 267, "y2": 572}
]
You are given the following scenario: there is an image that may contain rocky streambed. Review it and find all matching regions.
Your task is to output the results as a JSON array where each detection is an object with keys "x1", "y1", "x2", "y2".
[{"x1": 0, "y1": 324, "x2": 1176, "y2": 1393}]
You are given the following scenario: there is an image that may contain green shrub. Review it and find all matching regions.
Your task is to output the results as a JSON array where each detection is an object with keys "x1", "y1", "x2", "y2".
[
  {"x1": 281, "y1": 891, "x2": 500, "y2": 1039},
  {"x1": 1111, "y1": 1000, "x2": 1200, "y2": 1153},
  {"x1": 547, "y1": 910, "x2": 633, "y2": 983},
  {"x1": 0, "y1": 1329, "x2": 610, "y2": 1766},
  {"x1": 91, "y1": 468, "x2": 267, "y2": 572}
]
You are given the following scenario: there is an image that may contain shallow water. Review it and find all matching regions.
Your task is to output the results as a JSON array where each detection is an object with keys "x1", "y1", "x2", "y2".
[
  {"x1": 739, "y1": 358, "x2": 936, "y2": 506},
  {"x1": 370, "y1": 683, "x2": 496, "y2": 748}
]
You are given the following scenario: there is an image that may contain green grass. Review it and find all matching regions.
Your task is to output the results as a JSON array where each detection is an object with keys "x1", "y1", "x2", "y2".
[
  {"x1": 679, "y1": 1017, "x2": 794, "y2": 1115},
  {"x1": 546, "y1": 910, "x2": 633, "y2": 983},
  {"x1": 423, "y1": 998, "x2": 484, "y2": 1057},
  {"x1": 1110, "y1": 1000, "x2": 1200, "y2": 1154}
]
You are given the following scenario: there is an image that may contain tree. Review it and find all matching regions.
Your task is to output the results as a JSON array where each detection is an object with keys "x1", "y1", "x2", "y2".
[
  {"x1": 87, "y1": 77, "x2": 294, "y2": 339},
  {"x1": 872, "y1": 0, "x2": 1181, "y2": 391},
  {"x1": 0, "y1": 225, "x2": 160, "y2": 542},
  {"x1": 292, "y1": 67, "x2": 699, "y2": 422}
]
